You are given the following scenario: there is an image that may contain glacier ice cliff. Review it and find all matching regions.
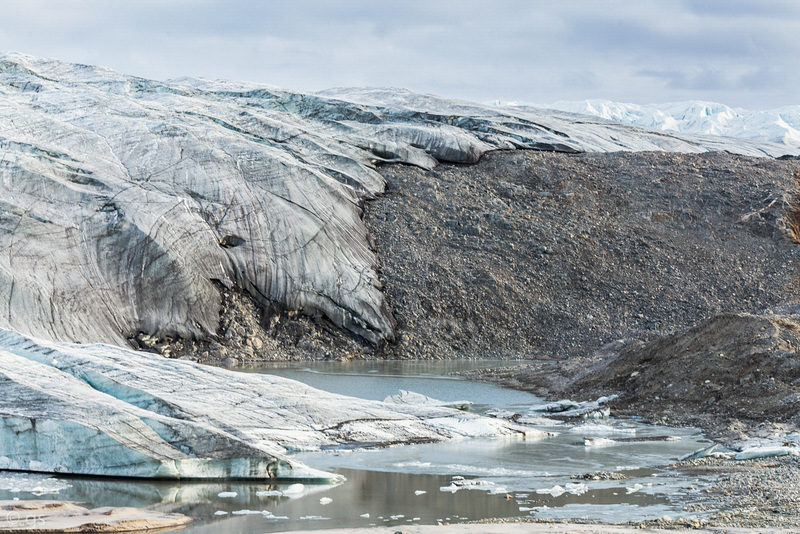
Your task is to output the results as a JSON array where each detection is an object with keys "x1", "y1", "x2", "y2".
[
  {"x1": 0, "y1": 328, "x2": 531, "y2": 479},
  {"x1": 0, "y1": 52, "x2": 797, "y2": 348}
]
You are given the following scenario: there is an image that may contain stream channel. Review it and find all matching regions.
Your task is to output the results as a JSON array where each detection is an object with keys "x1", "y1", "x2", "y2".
[{"x1": 0, "y1": 360, "x2": 723, "y2": 532}]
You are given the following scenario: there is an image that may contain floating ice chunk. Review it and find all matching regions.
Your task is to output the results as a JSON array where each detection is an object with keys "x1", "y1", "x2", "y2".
[
  {"x1": 394, "y1": 461, "x2": 432, "y2": 469},
  {"x1": 414, "y1": 490, "x2": 427, "y2": 496},
  {"x1": 626, "y1": 483, "x2": 644, "y2": 494},
  {"x1": 536, "y1": 485, "x2": 565, "y2": 497},
  {"x1": 531, "y1": 395, "x2": 619, "y2": 418},
  {"x1": 584, "y1": 437, "x2": 616, "y2": 447},
  {"x1": 360, "y1": 513, "x2": 370, "y2": 518},
  {"x1": 232, "y1": 509, "x2": 265, "y2": 515},
  {"x1": 531, "y1": 400, "x2": 580, "y2": 413},
  {"x1": 319, "y1": 497, "x2": 333, "y2": 505},
  {"x1": 514, "y1": 414, "x2": 563, "y2": 426},
  {"x1": 679, "y1": 443, "x2": 718, "y2": 461},
  {"x1": 582, "y1": 407, "x2": 611, "y2": 419},
  {"x1": 485, "y1": 409, "x2": 517, "y2": 419},
  {"x1": 217, "y1": 492, "x2": 237, "y2": 498},
  {"x1": 213, "y1": 511, "x2": 228, "y2": 516},
  {"x1": 565, "y1": 482, "x2": 588, "y2": 495},
  {"x1": 300, "y1": 515, "x2": 329, "y2": 521},
  {"x1": 569, "y1": 423, "x2": 636, "y2": 435},
  {"x1": 439, "y1": 477, "x2": 500, "y2": 493},
  {"x1": 735, "y1": 447, "x2": 800, "y2": 460}
]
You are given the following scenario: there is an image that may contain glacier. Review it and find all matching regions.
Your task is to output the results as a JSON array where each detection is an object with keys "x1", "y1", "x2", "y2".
[
  {"x1": 1, "y1": 52, "x2": 799, "y2": 480},
  {"x1": 497, "y1": 99, "x2": 800, "y2": 150},
  {"x1": 0, "y1": 327, "x2": 533, "y2": 479},
  {"x1": 0, "y1": 52, "x2": 797, "y2": 351}
]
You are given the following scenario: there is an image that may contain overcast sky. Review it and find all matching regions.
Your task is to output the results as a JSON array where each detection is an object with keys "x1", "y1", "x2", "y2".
[{"x1": 1, "y1": 1, "x2": 797, "y2": 110}]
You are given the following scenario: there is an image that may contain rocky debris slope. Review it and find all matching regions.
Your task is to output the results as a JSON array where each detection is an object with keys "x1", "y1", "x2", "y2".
[
  {"x1": 364, "y1": 150, "x2": 800, "y2": 360},
  {"x1": 1, "y1": 53, "x2": 797, "y2": 351},
  {"x1": 0, "y1": 328, "x2": 531, "y2": 479},
  {"x1": 569, "y1": 312, "x2": 800, "y2": 429},
  {"x1": 476, "y1": 310, "x2": 800, "y2": 441}
]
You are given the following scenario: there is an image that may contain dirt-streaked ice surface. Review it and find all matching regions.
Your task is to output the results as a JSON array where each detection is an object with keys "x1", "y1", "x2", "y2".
[{"x1": 1, "y1": 53, "x2": 796, "y2": 349}]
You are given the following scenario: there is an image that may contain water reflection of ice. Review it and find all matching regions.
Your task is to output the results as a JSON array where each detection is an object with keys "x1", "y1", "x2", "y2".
[
  {"x1": 0, "y1": 362, "x2": 722, "y2": 532},
  {"x1": 0, "y1": 472, "x2": 72, "y2": 495}
]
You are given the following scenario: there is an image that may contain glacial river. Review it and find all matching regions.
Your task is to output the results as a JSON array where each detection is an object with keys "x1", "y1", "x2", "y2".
[{"x1": 0, "y1": 361, "x2": 720, "y2": 532}]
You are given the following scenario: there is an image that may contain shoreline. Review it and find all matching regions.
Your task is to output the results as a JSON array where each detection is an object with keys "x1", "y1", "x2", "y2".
[{"x1": 288, "y1": 522, "x2": 799, "y2": 534}]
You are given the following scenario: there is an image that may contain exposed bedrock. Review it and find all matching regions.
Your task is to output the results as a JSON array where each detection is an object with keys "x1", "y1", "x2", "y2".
[{"x1": 1, "y1": 53, "x2": 797, "y2": 348}]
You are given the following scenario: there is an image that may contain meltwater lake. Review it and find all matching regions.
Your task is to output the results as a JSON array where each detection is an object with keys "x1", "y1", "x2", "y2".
[{"x1": 0, "y1": 361, "x2": 721, "y2": 532}]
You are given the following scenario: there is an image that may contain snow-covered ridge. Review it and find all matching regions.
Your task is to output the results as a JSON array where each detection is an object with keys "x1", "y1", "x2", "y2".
[
  {"x1": 494, "y1": 99, "x2": 800, "y2": 149},
  {"x1": 1, "y1": 52, "x2": 797, "y2": 351}
]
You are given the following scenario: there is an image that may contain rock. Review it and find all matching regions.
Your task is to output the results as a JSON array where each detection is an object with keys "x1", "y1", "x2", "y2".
[
  {"x1": 0, "y1": 500, "x2": 192, "y2": 532},
  {"x1": 221, "y1": 357, "x2": 239, "y2": 368}
]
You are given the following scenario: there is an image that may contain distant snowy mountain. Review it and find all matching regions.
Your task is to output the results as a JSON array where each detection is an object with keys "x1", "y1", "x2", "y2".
[{"x1": 494, "y1": 100, "x2": 800, "y2": 149}]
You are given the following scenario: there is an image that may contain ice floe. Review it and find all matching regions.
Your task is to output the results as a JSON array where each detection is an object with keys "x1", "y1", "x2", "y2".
[{"x1": 0, "y1": 329, "x2": 529, "y2": 479}]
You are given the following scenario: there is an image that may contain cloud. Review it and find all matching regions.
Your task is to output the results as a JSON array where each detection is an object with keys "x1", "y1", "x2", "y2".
[{"x1": 0, "y1": 0, "x2": 797, "y2": 109}]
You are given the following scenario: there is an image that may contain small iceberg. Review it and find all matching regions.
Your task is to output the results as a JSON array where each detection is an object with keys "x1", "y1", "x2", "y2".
[
  {"x1": 735, "y1": 446, "x2": 800, "y2": 460},
  {"x1": 679, "y1": 444, "x2": 718, "y2": 461},
  {"x1": 383, "y1": 390, "x2": 472, "y2": 411},
  {"x1": 439, "y1": 476, "x2": 503, "y2": 493},
  {"x1": 584, "y1": 437, "x2": 616, "y2": 448},
  {"x1": 569, "y1": 423, "x2": 636, "y2": 435},
  {"x1": 536, "y1": 485, "x2": 565, "y2": 497},
  {"x1": 530, "y1": 395, "x2": 619, "y2": 418},
  {"x1": 626, "y1": 483, "x2": 644, "y2": 494}
]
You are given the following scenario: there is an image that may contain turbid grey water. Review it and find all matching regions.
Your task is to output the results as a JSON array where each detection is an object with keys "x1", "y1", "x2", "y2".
[{"x1": 0, "y1": 361, "x2": 720, "y2": 532}]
